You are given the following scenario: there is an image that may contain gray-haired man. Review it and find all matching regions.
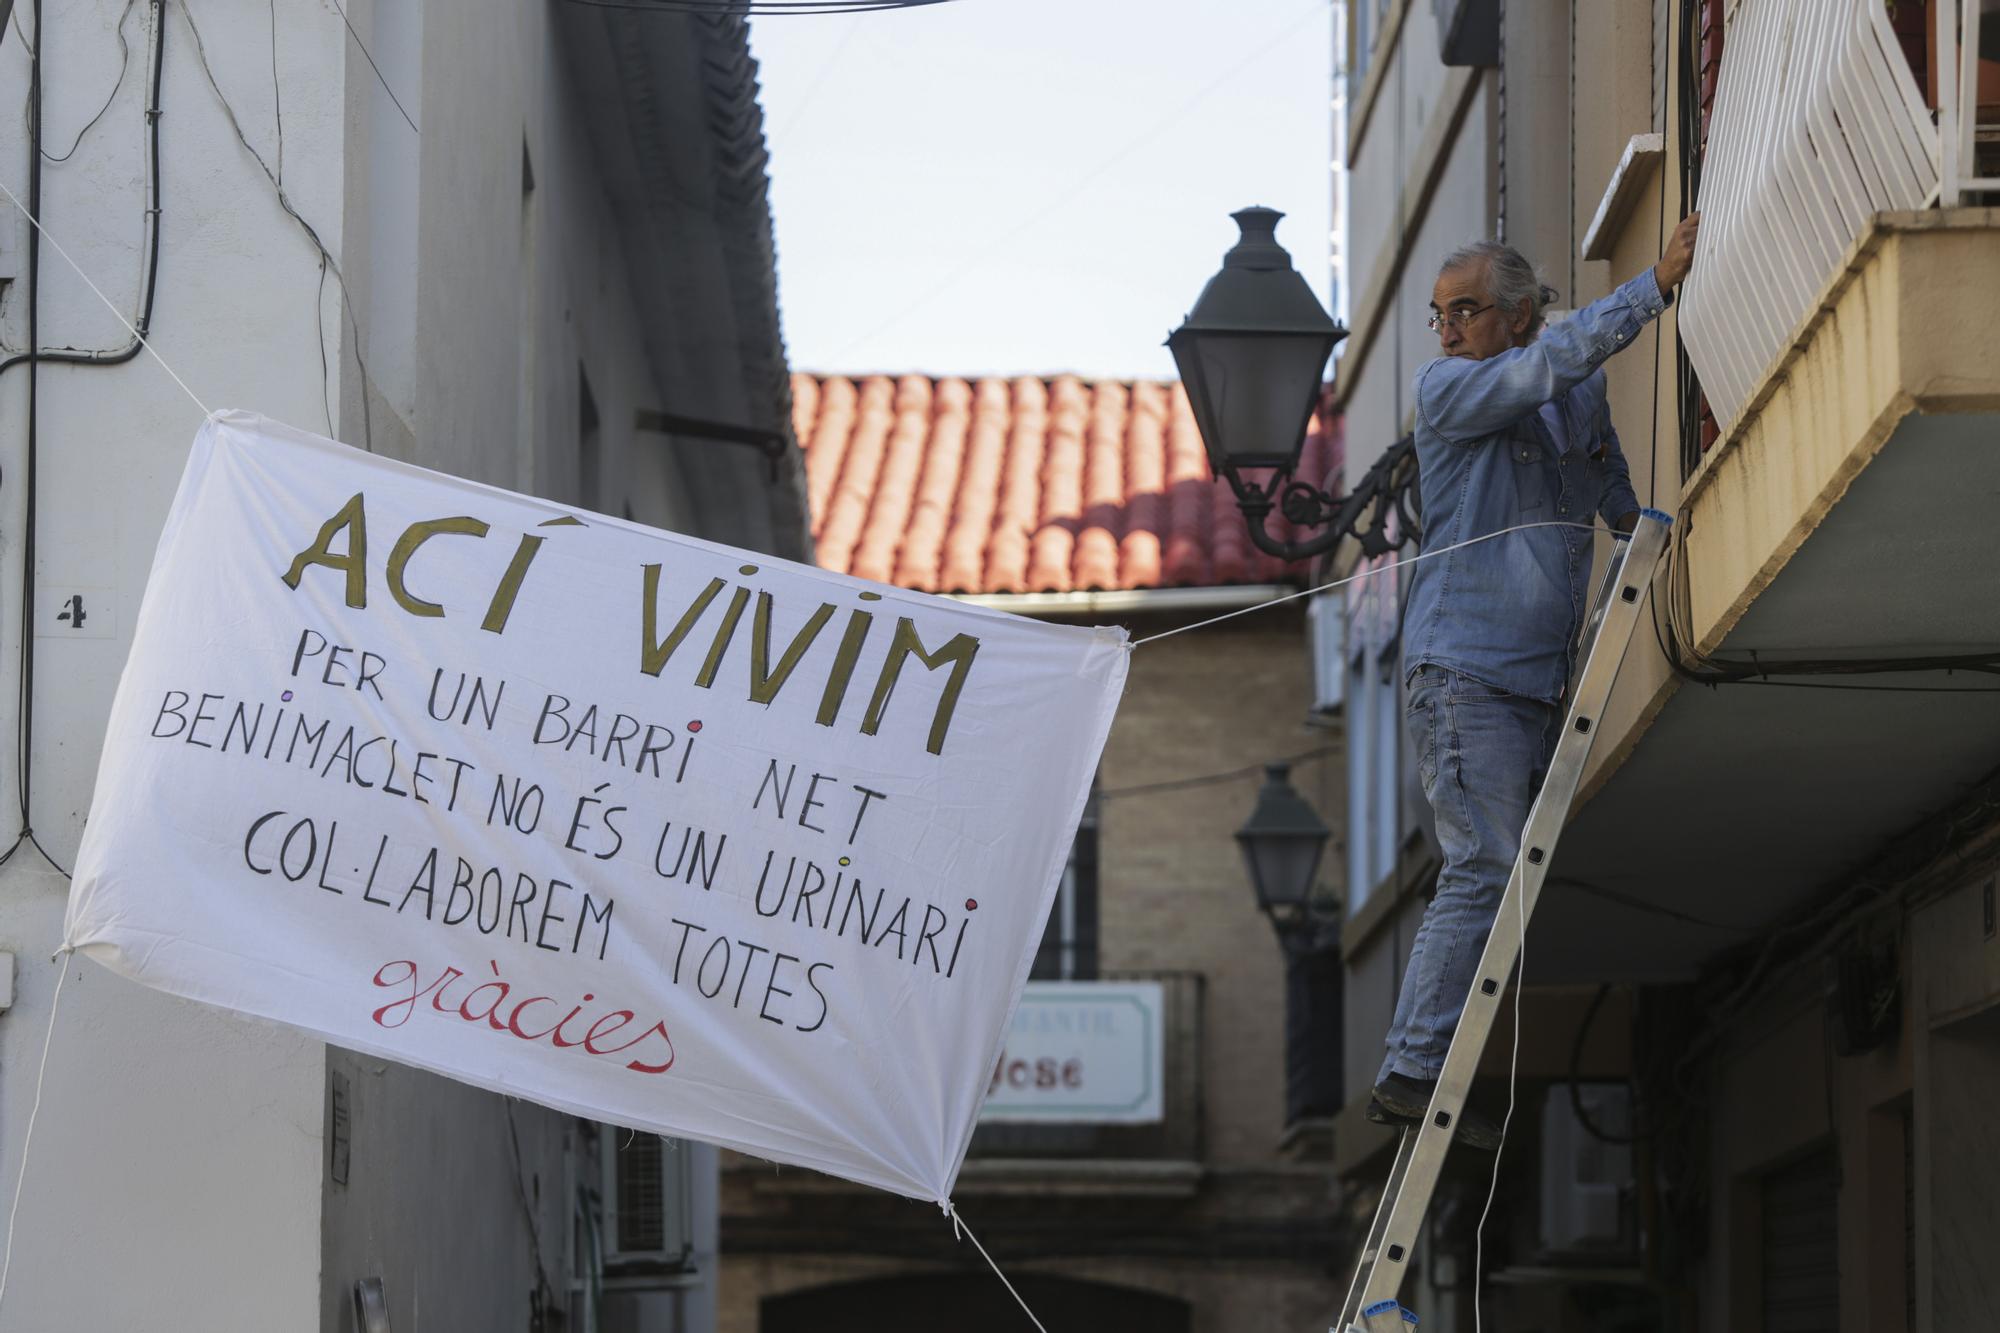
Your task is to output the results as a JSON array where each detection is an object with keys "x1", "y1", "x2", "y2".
[{"x1": 1369, "y1": 215, "x2": 1701, "y2": 1148}]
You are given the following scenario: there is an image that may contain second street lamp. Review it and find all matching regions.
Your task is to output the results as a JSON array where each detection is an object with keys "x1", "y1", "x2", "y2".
[{"x1": 1235, "y1": 763, "x2": 1334, "y2": 938}]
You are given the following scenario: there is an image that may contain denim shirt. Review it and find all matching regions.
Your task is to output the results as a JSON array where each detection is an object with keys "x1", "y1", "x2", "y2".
[{"x1": 1401, "y1": 268, "x2": 1668, "y2": 703}]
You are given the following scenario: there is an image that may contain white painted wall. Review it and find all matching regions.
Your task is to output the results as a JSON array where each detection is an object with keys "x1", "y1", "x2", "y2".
[
  {"x1": 1341, "y1": 1, "x2": 1652, "y2": 491},
  {"x1": 1342, "y1": 89, "x2": 1496, "y2": 475},
  {"x1": 1339, "y1": 0, "x2": 1479, "y2": 483},
  {"x1": 0, "y1": 1, "x2": 783, "y2": 1326},
  {"x1": 0, "y1": 1, "x2": 348, "y2": 1326}
]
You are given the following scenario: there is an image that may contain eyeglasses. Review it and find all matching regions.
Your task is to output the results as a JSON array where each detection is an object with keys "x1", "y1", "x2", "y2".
[{"x1": 1426, "y1": 303, "x2": 1494, "y2": 332}]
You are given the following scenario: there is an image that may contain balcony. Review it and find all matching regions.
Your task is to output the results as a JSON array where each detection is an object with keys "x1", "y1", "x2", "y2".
[
  {"x1": 959, "y1": 970, "x2": 1206, "y2": 1198},
  {"x1": 1531, "y1": 0, "x2": 2000, "y2": 983}
]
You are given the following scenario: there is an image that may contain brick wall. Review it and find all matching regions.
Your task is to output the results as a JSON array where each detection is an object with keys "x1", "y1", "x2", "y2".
[{"x1": 1097, "y1": 604, "x2": 1341, "y2": 1166}]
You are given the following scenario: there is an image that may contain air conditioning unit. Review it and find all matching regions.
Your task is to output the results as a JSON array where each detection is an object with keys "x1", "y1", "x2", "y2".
[
  {"x1": 1538, "y1": 1084, "x2": 1635, "y2": 1257},
  {"x1": 601, "y1": 1131, "x2": 694, "y2": 1275},
  {"x1": 1307, "y1": 588, "x2": 1346, "y2": 716}
]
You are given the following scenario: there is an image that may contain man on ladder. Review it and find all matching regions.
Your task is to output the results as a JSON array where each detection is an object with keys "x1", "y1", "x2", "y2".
[{"x1": 1366, "y1": 214, "x2": 1702, "y2": 1148}]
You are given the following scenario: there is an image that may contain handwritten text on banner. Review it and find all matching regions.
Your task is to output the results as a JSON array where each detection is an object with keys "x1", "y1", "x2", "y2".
[{"x1": 65, "y1": 411, "x2": 1127, "y2": 1203}]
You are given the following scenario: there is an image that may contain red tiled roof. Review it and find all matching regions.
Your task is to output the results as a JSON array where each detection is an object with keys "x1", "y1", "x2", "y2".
[{"x1": 793, "y1": 374, "x2": 1342, "y2": 595}]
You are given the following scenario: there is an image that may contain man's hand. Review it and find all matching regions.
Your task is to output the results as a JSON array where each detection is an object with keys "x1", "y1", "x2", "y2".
[
  {"x1": 1654, "y1": 212, "x2": 1702, "y2": 291},
  {"x1": 1614, "y1": 510, "x2": 1639, "y2": 534}
]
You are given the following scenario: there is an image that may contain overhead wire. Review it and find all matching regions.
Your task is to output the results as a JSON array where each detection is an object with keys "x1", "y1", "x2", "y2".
[
  {"x1": 761, "y1": 10, "x2": 861, "y2": 154},
  {"x1": 37, "y1": 0, "x2": 138, "y2": 162},
  {"x1": 0, "y1": 0, "x2": 162, "y2": 375},
  {"x1": 327, "y1": 0, "x2": 418, "y2": 135},
  {"x1": 13, "y1": 0, "x2": 45, "y2": 873},
  {"x1": 178, "y1": 0, "x2": 374, "y2": 452},
  {"x1": 1096, "y1": 744, "x2": 1337, "y2": 802},
  {"x1": 502, "y1": 1099, "x2": 559, "y2": 1314}
]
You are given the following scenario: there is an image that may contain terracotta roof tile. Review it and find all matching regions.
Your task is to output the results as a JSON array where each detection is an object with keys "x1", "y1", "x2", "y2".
[
  {"x1": 1162, "y1": 384, "x2": 1213, "y2": 587},
  {"x1": 850, "y1": 376, "x2": 931, "y2": 583},
  {"x1": 795, "y1": 373, "x2": 1341, "y2": 595},
  {"x1": 1119, "y1": 382, "x2": 1168, "y2": 589},
  {"x1": 803, "y1": 377, "x2": 858, "y2": 544},
  {"x1": 892, "y1": 377, "x2": 968, "y2": 590},
  {"x1": 938, "y1": 378, "x2": 1010, "y2": 592}
]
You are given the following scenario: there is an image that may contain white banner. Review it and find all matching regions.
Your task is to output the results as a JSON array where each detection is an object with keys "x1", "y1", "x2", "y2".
[{"x1": 65, "y1": 411, "x2": 1127, "y2": 1203}]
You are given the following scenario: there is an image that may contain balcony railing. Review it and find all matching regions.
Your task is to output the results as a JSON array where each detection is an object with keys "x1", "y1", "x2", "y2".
[
  {"x1": 1679, "y1": 0, "x2": 1940, "y2": 437},
  {"x1": 966, "y1": 969, "x2": 1205, "y2": 1164},
  {"x1": 1939, "y1": 0, "x2": 2000, "y2": 205}
]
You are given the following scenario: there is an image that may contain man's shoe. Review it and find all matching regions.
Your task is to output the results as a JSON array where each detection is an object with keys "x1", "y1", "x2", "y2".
[{"x1": 1366, "y1": 1072, "x2": 1504, "y2": 1151}]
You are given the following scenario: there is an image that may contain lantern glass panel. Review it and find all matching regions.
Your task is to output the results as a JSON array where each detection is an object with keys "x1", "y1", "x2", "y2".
[
  {"x1": 1239, "y1": 830, "x2": 1326, "y2": 914},
  {"x1": 1181, "y1": 332, "x2": 1329, "y2": 473}
]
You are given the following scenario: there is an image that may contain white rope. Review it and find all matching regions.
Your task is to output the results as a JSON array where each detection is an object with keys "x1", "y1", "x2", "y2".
[
  {"x1": 1128, "y1": 520, "x2": 1614, "y2": 649},
  {"x1": 0, "y1": 177, "x2": 214, "y2": 418},
  {"x1": 1471, "y1": 855, "x2": 1527, "y2": 1333},
  {"x1": 0, "y1": 948, "x2": 74, "y2": 1316},
  {"x1": 946, "y1": 1200, "x2": 1049, "y2": 1333}
]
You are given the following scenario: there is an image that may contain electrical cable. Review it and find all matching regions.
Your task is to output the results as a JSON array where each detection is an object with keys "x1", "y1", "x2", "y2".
[
  {"x1": 1718, "y1": 677, "x2": 2000, "y2": 695},
  {"x1": 37, "y1": 0, "x2": 138, "y2": 163},
  {"x1": 1095, "y1": 744, "x2": 1336, "y2": 802},
  {"x1": 17, "y1": 0, "x2": 43, "y2": 857},
  {"x1": 0, "y1": 0, "x2": 163, "y2": 376},
  {"x1": 327, "y1": 0, "x2": 418, "y2": 135},
  {"x1": 1544, "y1": 874, "x2": 1743, "y2": 933},
  {"x1": 1567, "y1": 0, "x2": 1576, "y2": 307},
  {"x1": 762, "y1": 10, "x2": 861, "y2": 154},
  {"x1": 178, "y1": 0, "x2": 373, "y2": 452},
  {"x1": 502, "y1": 1099, "x2": 559, "y2": 1311},
  {"x1": 1671, "y1": 784, "x2": 2000, "y2": 1096},
  {"x1": 1562, "y1": 983, "x2": 1670, "y2": 1147},
  {"x1": 1645, "y1": 0, "x2": 1672, "y2": 515},
  {"x1": 267, "y1": 0, "x2": 283, "y2": 184}
]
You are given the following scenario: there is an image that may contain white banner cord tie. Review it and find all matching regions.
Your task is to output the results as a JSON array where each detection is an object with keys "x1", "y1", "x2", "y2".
[
  {"x1": 945, "y1": 1200, "x2": 1050, "y2": 1333},
  {"x1": 0, "y1": 946, "x2": 75, "y2": 1317},
  {"x1": 1129, "y1": 520, "x2": 1617, "y2": 649}
]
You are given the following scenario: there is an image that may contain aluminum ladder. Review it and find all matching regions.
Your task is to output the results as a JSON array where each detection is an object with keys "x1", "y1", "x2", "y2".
[{"x1": 1335, "y1": 508, "x2": 1673, "y2": 1333}]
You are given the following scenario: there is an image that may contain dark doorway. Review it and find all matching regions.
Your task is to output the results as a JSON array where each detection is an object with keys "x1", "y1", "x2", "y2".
[
  {"x1": 762, "y1": 1272, "x2": 1190, "y2": 1333},
  {"x1": 1760, "y1": 1145, "x2": 1839, "y2": 1332}
]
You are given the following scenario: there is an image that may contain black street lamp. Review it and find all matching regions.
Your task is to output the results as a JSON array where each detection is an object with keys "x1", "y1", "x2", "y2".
[
  {"x1": 1168, "y1": 207, "x2": 1346, "y2": 559},
  {"x1": 1169, "y1": 208, "x2": 1421, "y2": 563},
  {"x1": 1235, "y1": 763, "x2": 1335, "y2": 938}
]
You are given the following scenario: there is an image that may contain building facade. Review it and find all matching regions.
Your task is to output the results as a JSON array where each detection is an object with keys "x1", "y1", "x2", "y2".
[
  {"x1": 0, "y1": 3, "x2": 806, "y2": 1328},
  {"x1": 717, "y1": 372, "x2": 1349, "y2": 1332},
  {"x1": 1332, "y1": 1, "x2": 2000, "y2": 1329}
]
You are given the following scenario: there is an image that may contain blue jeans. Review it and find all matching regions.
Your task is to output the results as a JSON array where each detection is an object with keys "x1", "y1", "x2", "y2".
[{"x1": 1378, "y1": 664, "x2": 1558, "y2": 1084}]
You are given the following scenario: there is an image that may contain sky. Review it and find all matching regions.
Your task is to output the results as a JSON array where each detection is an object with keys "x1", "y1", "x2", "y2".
[{"x1": 749, "y1": 0, "x2": 1335, "y2": 383}]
